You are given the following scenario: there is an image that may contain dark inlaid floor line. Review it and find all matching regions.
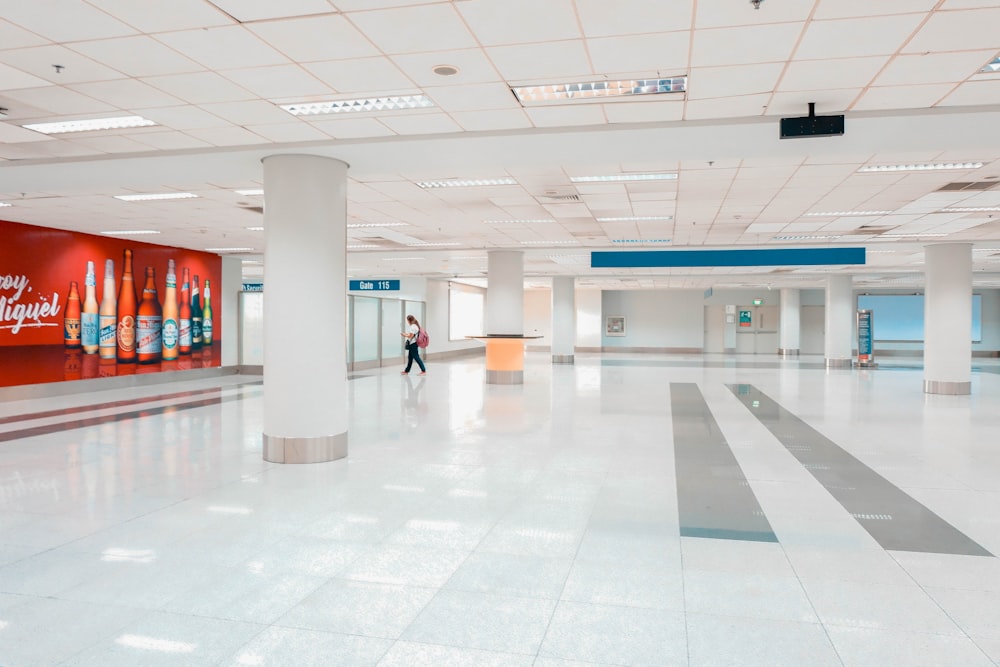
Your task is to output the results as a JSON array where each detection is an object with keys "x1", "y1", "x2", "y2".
[
  {"x1": 670, "y1": 382, "x2": 778, "y2": 543},
  {"x1": 0, "y1": 387, "x2": 262, "y2": 445},
  {"x1": 727, "y1": 383, "x2": 993, "y2": 557},
  {"x1": 0, "y1": 380, "x2": 262, "y2": 426}
]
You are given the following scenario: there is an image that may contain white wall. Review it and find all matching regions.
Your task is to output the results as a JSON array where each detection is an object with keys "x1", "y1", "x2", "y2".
[
  {"x1": 576, "y1": 289, "x2": 602, "y2": 348},
  {"x1": 601, "y1": 290, "x2": 705, "y2": 349},
  {"x1": 523, "y1": 289, "x2": 551, "y2": 347},
  {"x1": 426, "y1": 279, "x2": 482, "y2": 355}
]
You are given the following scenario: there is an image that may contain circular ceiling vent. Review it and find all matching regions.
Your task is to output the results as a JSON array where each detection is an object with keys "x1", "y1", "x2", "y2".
[{"x1": 432, "y1": 64, "x2": 460, "y2": 76}]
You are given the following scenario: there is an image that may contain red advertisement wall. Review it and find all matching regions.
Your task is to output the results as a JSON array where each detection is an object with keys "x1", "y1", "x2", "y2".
[{"x1": 0, "y1": 218, "x2": 222, "y2": 387}]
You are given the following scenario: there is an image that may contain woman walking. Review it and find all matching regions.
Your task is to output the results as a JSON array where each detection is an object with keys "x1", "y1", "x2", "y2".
[{"x1": 401, "y1": 314, "x2": 426, "y2": 375}]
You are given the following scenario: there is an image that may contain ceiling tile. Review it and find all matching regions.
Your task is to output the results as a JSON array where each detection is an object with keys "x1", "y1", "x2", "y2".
[
  {"x1": 525, "y1": 105, "x2": 606, "y2": 127},
  {"x1": 426, "y1": 83, "x2": 520, "y2": 112},
  {"x1": 86, "y1": 0, "x2": 234, "y2": 31},
  {"x1": 243, "y1": 122, "x2": 330, "y2": 143},
  {"x1": 688, "y1": 63, "x2": 784, "y2": 99},
  {"x1": 906, "y1": 7, "x2": 1000, "y2": 53},
  {"x1": 778, "y1": 56, "x2": 887, "y2": 92},
  {"x1": 0, "y1": 122, "x2": 56, "y2": 144},
  {"x1": 0, "y1": 64, "x2": 51, "y2": 91},
  {"x1": 369, "y1": 112, "x2": 462, "y2": 135},
  {"x1": 206, "y1": 0, "x2": 336, "y2": 22},
  {"x1": 457, "y1": 0, "x2": 580, "y2": 45},
  {"x1": 140, "y1": 105, "x2": 232, "y2": 130},
  {"x1": 156, "y1": 26, "x2": 290, "y2": 71},
  {"x1": 1, "y1": 45, "x2": 127, "y2": 85},
  {"x1": 222, "y1": 65, "x2": 333, "y2": 100},
  {"x1": 200, "y1": 100, "x2": 293, "y2": 125},
  {"x1": 333, "y1": 0, "x2": 435, "y2": 9},
  {"x1": 2, "y1": 86, "x2": 116, "y2": 115},
  {"x1": 587, "y1": 33, "x2": 690, "y2": 75},
  {"x1": 69, "y1": 80, "x2": 185, "y2": 110},
  {"x1": 248, "y1": 14, "x2": 380, "y2": 63},
  {"x1": 814, "y1": 0, "x2": 938, "y2": 19},
  {"x1": 185, "y1": 125, "x2": 270, "y2": 146},
  {"x1": 304, "y1": 57, "x2": 417, "y2": 94},
  {"x1": 488, "y1": 41, "x2": 593, "y2": 82},
  {"x1": 145, "y1": 72, "x2": 256, "y2": 105},
  {"x1": 391, "y1": 49, "x2": 503, "y2": 87},
  {"x1": 575, "y1": 0, "x2": 691, "y2": 37},
  {"x1": 0, "y1": 19, "x2": 49, "y2": 49},
  {"x1": 68, "y1": 135, "x2": 156, "y2": 154},
  {"x1": 128, "y1": 131, "x2": 213, "y2": 151},
  {"x1": 451, "y1": 109, "x2": 532, "y2": 131},
  {"x1": 0, "y1": 1, "x2": 136, "y2": 42},
  {"x1": 796, "y1": 15, "x2": 926, "y2": 60},
  {"x1": 767, "y1": 90, "x2": 860, "y2": 116},
  {"x1": 939, "y1": 79, "x2": 1000, "y2": 107},
  {"x1": 696, "y1": 2, "x2": 813, "y2": 29},
  {"x1": 348, "y1": 4, "x2": 477, "y2": 54},
  {"x1": 684, "y1": 94, "x2": 770, "y2": 120},
  {"x1": 691, "y1": 24, "x2": 803, "y2": 68},
  {"x1": 605, "y1": 100, "x2": 686, "y2": 124},
  {"x1": 70, "y1": 36, "x2": 204, "y2": 78},
  {"x1": 853, "y1": 84, "x2": 954, "y2": 111},
  {"x1": 307, "y1": 117, "x2": 396, "y2": 139},
  {"x1": 876, "y1": 51, "x2": 999, "y2": 86}
]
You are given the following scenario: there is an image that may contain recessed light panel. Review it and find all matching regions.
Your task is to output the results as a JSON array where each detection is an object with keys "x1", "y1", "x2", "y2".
[
  {"x1": 483, "y1": 219, "x2": 555, "y2": 224},
  {"x1": 281, "y1": 95, "x2": 433, "y2": 116},
  {"x1": 205, "y1": 247, "x2": 255, "y2": 252},
  {"x1": 23, "y1": 115, "x2": 157, "y2": 134},
  {"x1": 0, "y1": 202, "x2": 11, "y2": 207},
  {"x1": 858, "y1": 163, "x2": 983, "y2": 173},
  {"x1": 772, "y1": 235, "x2": 842, "y2": 241},
  {"x1": 981, "y1": 55, "x2": 1000, "y2": 73},
  {"x1": 804, "y1": 211, "x2": 893, "y2": 217},
  {"x1": 114, "y1": 193, "x2": 198, "y2": 202},
  {"x1": 346, "y1": 222, "x2": 409, "y2": 228},
  {"x1": 519, "y1": 240, "x2": 578, "y2": 245},
  {"x1": 235, "y1": 189, "x2": 264, "y2": 196},
  {"x1": 417, "y1": 178, "x2": 516, "y2": 188},
  {"x1": 597, "y1": 216, "x2": 673, "y2": 222},
  {"x1": 570, "y1": 173, "x2": 677, "y2": 183},
  {"x1": 512, "y1": 77, "x2": 686, "y2": 104},
  {"x1": 940, "y1": 206, "x2": 1000, "y2": 213}
]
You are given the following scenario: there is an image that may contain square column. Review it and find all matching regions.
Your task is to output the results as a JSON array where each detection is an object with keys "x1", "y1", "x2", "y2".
[{"x1": 924, "y1": 243, "x2": 972, "y2": 395}]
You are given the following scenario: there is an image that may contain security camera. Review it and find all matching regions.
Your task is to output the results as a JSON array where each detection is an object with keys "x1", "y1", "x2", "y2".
[{"x1": 750, "y1": 0, "x2": 763, "y2": 8}]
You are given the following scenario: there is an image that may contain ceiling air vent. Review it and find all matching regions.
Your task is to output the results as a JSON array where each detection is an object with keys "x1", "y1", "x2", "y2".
[
  {"x1": 541, "y1": 194, "x2": 581, "y2": 202},
  {"x1": 937, "y1": 181, "x2": 998, "y2": 192}
]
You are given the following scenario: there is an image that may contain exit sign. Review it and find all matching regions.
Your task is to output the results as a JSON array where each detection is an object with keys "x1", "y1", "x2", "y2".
[
  {"x1": 752, "y1": 298, "x2": 764, "y2": 305},
  {"x1": 349, "y1": 279, "x2": 400, "y2": 291}
]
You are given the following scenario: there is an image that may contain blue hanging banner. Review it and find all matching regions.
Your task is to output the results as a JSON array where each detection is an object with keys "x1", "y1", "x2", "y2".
[{"x1": 591, "y1": 247, "x2": 866, "y2": 268}]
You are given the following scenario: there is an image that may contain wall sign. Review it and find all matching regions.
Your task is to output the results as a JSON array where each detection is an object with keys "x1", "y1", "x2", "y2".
[
  {"x1": 739, "y1": 310, "x2": 752, "y2": 327},
  {"x1": 242, "y1": 282, "x2": 263, "y2": 292},
  {"x1": 349, "y1": 279, "x2": 399, "y2": 291}
]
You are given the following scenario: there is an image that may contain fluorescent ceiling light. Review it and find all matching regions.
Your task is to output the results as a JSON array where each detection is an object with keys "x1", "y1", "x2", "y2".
[
  {"x1": 866, "y1": 250, "x2": 897, "y2": 254},
  {"x1": 205, "y1": 247, "x2": 255, "y2": 252},
  {"x1": 858, "y1": 162, "x2": 983, "y2": 173},
  {"x1": 207, "y1": 505, "x2": 252, "y2": 515},
  {"x1": 407, "y1": 242, "x2": 461, "y2": 247},
  {"x1": 512, "y1": 76, "x2": 686, "y2": 104},
  {"x1": 235, "y1": 189, "x2": 264, "y2": 196},
  {"x1": 597, "y1": 216, "x2": 673, "y2": 222},
  {"x1": 281, "y1": 95, "x2": 433, "y2": 116},
  {"x1": 346, "y1": 222, "x2": 409, "y2": 228},
  {"x1": 0, "y1": 202, "x2": 11, "y2": 207},
  {"x1": 100, "y1": 548, "x2": 156, "y2": 563},
  {"x1": 940, "y1": 206, "x2": 1000, "y2": 213},
  {"x1": 483, "y1": 219, "x2": 554, "y2": 224},
  {"x1": 804, "y1": 211, "x2": 893, "y2": 217},
  {"x1": 347, "y1": 244, "x2": 379, "y2": 249},
  {"x1": 519, "y1": 240, "x2": 579, "y2": 245},
  {"x1": 246, "y1": 226, "x2": 264, "y2": 231},
  {"x1": 877, "y1": 233, "x2": 949, "y2": 238},
  {"x1": 384, "y1": 256, "x2": 425, "y2": 261},
  {"x1": 23, "y1": 115, "x2": 157, "y2": 134},
  {"x1": 101, "y1": 230, "x2": 160, "y2": 236},
  {"x1": 570, "y1": 173, "x2": 677, "y2": 183},
  {"x1": 115, "y1": 635, "x2": 196, "y2": 654},
  {"x1": 611, "y1": 239, "x2": 670, "y2": 243},
  {"x1": 981, "y1": 56, "x2": 1000, "y2": 73},
  {"x1": 416, "y1": 178, "x2": 516, "y2": 188},
  {"x1": 114, "y1": 192, "x2": 198, "y2": 202},
  {"x1": 774, "y1": 235, "x2": 843, "y2": 242}
]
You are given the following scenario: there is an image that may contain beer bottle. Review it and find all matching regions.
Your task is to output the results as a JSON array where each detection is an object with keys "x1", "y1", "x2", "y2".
[
  {"x1": 81, "y1": 261, "x2": 99, "y2": 354},
  {"x1": 116, "y1": 249, "x2": 137, "y2": 363},
  {"x1": 202, "y1": 279, "x2": 213, "y2": 346},
  {"x1": 136, "y1": 267, "x2": 162, "y2": 364},
  {"x1": 191, "y1": 274, "x2": 203, "y2": 350},
  {"x1": 64, "y1": 281, "x2": 81, "y2": 348},
  {"x1": 98, "y1": 259, "x2": 117, "y2": 359},
  {"x1": 179, "y1": 267, "x2": 192, "y2": 355},
  {"x1": 162, "y1": 260, "x2": 179, "y2": 361}
]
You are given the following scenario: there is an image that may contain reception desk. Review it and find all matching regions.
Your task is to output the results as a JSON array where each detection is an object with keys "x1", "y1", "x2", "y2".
[{"x1": 468, "y1": 334, "x2": 541, "y2": 385}]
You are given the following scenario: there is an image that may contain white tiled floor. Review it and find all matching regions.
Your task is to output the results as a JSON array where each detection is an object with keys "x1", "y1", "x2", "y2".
[{"x1": 1, "y1": 353, "x2": 999, "y2": 666}]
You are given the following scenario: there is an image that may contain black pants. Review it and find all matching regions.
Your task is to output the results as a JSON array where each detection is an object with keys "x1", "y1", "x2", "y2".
[{"x1": 404, "y1": 342, "x2": 425, "y2": 373}]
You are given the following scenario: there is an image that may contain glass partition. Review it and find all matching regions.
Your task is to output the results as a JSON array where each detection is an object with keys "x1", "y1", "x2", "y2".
[
  {"x1": 352, "y1": 296, "x2": 380, "y2": 366},
  {"x1": 382, "y1": 299, "x2": 404, "y2": 360}
]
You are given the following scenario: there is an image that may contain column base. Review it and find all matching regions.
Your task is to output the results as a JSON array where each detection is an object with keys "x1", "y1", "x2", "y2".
[
  {"x1": 923, "y1": 380, "x2": 971, "y2": 395},
  {"x1": 825, "y1": 358, "x2": 853, "y2": 369},
  {"x1": 486, "y1": 369, "x2": 523, "y2": 384},
  {"x1": 551, "y1": 354, "x2": 574, "y2": 365},
  {"x1": 778, "y1": 348, "x2": 800, "y2": 357},
  {"x1": 263, "y1": 432, "x2": 348, "y2": 463}
]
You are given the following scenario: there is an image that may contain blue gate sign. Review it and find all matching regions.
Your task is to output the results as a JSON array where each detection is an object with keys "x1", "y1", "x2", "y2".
[{"x1": 349, "y1": 279, "x2": 400, "y2": 291}]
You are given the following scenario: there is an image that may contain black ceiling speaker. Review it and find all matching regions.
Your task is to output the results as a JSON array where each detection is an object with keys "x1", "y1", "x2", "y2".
[{"x1": 780, "y1": 102, "x2": 844, "y2": 139}]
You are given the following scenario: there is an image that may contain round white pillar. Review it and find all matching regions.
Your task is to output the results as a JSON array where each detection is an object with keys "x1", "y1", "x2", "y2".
[
  {"x1": 261, "y1": 154, "x2": 348, "y2": 463},
  {"x1": 924, "y1": 243, "x2": 972, "y2": 395},
  {"x1": 825, "y1": 275, "x2": 853, "y2": 368},
  {"x1": 779, "y1": 288, "x2": 800, "y2": 356},
  {"x1": 551, "y1": 276, "x2": 576, "y2": 364},
  {"x1": 486, "y1": 251, "x2": 524, "y2": 335}
]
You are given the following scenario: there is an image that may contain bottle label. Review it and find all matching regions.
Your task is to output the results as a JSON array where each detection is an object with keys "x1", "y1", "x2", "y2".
[
  {"x1": 64, "y1": 318, "x2": 80, "y2": 342},
  {"x1": 203, "y1": 319, "x2": 213, "y2": 342},
  {"x1": 81, "y1": 312, "x2": 98, "y2": 346},
  {"x1": 99, "y1": 316, "x2": 116, "y2": 348},
  {"x1": 192, "y1": 317, "x2": 202, "y2": 343},
  {"x1": 163, "y1": 319, "x2": 178, "y2": 350},
  {"x1": 180, "y1": 318, "x2": 192, "y2": 347},
  {"x1": 137, "y1": 315, "x2": 162, "y2": 354},
  {"x1": 118, "y1": 315, "x2": 135, "y2": 352}
]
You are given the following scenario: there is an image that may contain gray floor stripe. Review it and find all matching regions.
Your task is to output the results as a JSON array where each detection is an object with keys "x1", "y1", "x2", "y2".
[
  {"x1": 671, "y1": 383, "x2": 778, "y2": 543},
  {"x1": 727, "y1": 383, "x2": 993, "y2": 557}
]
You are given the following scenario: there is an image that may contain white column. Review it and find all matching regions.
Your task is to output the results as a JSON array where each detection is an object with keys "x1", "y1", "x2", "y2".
[
  {"x1": 220, "y1": 256, "x2": 241, "y2": 367},
  {"x1": 261, "y1": 154, "x2": 348, "y2": 463},
  {"x1": 551, "y1": 276, "x2": 576, "y2": 364},
  {"x1": 486, "y1": 250, "x2": 524, "y2": 335},
  {"x1": 924, "y1": 243, "x2": 972, "y2": 395},
  {"x1": 779, "y1": 288, "x2": 801, "y2": 356},
  {"x1": 825, "y1": 275, "x2": 853, "y2": 368}
]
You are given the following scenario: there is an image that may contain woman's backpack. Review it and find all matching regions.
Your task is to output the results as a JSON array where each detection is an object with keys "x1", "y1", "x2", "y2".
[{"x1": 416, "y1": 328, "x2": 429, "y2": 348}]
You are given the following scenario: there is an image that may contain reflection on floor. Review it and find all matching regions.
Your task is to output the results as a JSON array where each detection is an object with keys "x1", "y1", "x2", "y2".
[{"x1": 1, "y1": 353, "x2": 999, "y2": 666}]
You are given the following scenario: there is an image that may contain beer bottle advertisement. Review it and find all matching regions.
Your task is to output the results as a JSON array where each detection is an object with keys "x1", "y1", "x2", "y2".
[
  {"x1": 202, "y1": 279, "x2": 213, "y2": 346},
  {"x1": 191, "y1": 274, "x2": 203, "y2": 350},
  {"x1": 0, "y1": 219, "x2": 221, "y2": 389}
]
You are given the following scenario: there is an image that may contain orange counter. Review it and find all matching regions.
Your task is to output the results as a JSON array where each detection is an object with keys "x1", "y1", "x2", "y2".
[{"x1": 469, "y1": 335, "x2": 541, "y2": 384}]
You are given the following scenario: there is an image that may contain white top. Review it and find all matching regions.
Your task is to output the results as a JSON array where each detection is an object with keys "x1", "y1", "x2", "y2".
[{"x1": 406, "y1": 323, "x2": 418, "y2": 342}]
